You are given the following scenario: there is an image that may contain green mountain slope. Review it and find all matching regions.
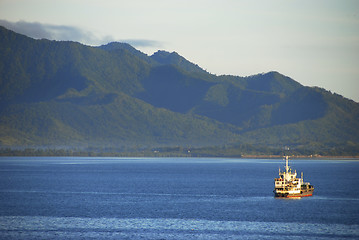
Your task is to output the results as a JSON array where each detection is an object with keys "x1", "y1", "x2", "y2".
[
  {"x1": 0, "y1": 26, "x2": 241, "y2": 147},
  {"x1": 0, "y1": 93, "x2": 239, "y2": 147},
  {"x1": 0, "y1": 26, "x2": 358, "y2": 154}
]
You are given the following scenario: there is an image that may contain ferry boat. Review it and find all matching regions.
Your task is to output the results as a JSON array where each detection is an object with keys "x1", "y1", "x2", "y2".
[{"x1": 274, "y1": 156, "x2": 314, "y2": 198}]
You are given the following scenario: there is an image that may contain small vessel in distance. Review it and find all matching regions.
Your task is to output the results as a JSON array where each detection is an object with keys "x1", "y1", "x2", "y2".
[{"x1": 274, "y1": 156, "x2": 314, "y2": 198}]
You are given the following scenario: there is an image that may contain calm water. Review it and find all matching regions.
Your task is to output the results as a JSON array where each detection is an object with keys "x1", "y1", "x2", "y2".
[{"x1": 0, "y1": 157, "x2": 358, "y2": 239}]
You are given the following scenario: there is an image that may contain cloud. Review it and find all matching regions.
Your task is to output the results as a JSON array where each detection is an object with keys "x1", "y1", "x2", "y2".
[
  {"x1": 0, "y1": 19, "x2": 53, "y2": 39},
  {"x1": 0, "y1": 19, "x2": 103, "y2": 45},
  {"x1": 122, "y1": 39, "x2": 162, "y2": 48},
  {"x1": 0, "y1": 20, "x2": 163, "y2": 48}
]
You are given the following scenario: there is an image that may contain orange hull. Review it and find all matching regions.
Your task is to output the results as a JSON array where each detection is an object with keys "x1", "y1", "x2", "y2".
[{"x1": 274, "y1": 189, "x2": 314, "y2": 198}]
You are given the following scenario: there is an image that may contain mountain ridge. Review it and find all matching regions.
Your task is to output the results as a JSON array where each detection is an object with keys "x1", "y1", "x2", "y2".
[{"x1": 0, "y1": 26, "x2": 358, "y2": 154}]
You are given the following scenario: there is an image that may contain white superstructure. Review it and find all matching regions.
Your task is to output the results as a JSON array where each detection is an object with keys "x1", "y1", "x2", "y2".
[{"x1": 274, "y1": 156, "x2": 314, "y2": 198}]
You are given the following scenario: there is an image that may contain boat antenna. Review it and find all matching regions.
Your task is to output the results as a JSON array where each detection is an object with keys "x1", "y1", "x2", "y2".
[
  {"x1": 282, "y1": 146, "x2": 290, "y2": 173},
  {"x1": 285, "y1": 155, "x2": 289, "y2": 173},
  {"x1": 282, "y1": 145, "x2": 290, "y2": 158}
]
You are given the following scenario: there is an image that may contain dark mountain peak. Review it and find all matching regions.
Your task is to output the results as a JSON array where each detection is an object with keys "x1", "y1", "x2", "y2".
[
  {"x1": 151, "y1": 50, "x2": 181, "y2": 63},
  {"x1": 245, "y1": 71, "x2": 302, "y2": 95},
  {"x1": 152, "y1": 50, "x2": 170, "y2": 55},
  {"x1": 98, "y1": 41, "x2": 155, "y2": 65},
  {"x1": 98, "y1": 42, "x2": 135, "y2": 52},
  {"x1": 151, "y1": 50, "x2": 207, "y2": 75}
]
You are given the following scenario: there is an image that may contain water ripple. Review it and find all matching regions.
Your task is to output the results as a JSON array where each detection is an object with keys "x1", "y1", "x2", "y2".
[{"x1": 0, "y1": 216, "x2": 358, "y2": 240}]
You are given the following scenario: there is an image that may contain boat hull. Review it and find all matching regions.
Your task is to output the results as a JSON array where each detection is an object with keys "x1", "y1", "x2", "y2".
[{"x1": 274, "y1": 189, "x2": 314, "y2": 198}]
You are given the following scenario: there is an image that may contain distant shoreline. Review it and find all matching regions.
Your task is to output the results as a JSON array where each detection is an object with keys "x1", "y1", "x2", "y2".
[{"x1": 0, "y1": 148, "x2": 358, "y2": 160}]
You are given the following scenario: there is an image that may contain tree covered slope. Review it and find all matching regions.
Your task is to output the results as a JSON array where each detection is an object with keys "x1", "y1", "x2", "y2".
[{"x1": 1, "y1": 26, "x2": 358, "y2": 153}]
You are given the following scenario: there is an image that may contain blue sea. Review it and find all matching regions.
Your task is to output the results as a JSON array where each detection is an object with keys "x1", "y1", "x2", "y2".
[{"x1": 0, "y1": 157, "x2": 358, "y2": 239}]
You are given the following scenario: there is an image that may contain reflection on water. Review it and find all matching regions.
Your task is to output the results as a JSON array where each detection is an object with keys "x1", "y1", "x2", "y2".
[{"x1": 1, "y1": 216, "x2": 358, "y2": 240}]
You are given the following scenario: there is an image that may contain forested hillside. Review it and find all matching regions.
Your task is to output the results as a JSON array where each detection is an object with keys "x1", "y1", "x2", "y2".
[{"x1": 1, "y1": 26, "x2": 358, "y2": 155}]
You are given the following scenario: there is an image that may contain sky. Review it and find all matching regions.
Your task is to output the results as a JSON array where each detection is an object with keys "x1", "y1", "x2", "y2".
[{"x1": 0, "y1": 0, "x2": 358, "y2": 102}]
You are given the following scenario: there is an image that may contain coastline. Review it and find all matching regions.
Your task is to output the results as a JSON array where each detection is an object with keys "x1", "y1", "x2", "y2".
[{"x1": 0, "y1": 147, "x2": 358, "y2": 159}]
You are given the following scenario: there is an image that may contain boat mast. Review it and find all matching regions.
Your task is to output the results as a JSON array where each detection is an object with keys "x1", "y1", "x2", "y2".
[
  {"x1": 284, "y1": 155, "x2": 290, "y2": 181},
  {"x1": 285, "y1": 156, "x2": 289, "y2": 173}
]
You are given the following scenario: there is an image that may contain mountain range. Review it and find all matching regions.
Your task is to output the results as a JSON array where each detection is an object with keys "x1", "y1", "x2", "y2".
[{"x1": 1, "y1": 26, "x2": 359, "y2": 155}]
